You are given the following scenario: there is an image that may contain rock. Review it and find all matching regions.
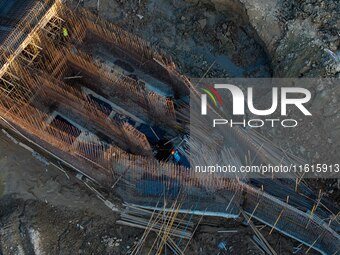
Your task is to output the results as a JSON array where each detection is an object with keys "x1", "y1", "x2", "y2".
[
  {"x1": 330, "y1": 42, "x2": 338, "y2": 51},
  {"x1": 300, "y1": 146, "x2": 306, "y2": 154},
  {"x1": 198, "y1": 19, "x2": 207, "y2": 29},
  {"x1": 316, "y1": 83, "x2": 325, "y2": 91}
]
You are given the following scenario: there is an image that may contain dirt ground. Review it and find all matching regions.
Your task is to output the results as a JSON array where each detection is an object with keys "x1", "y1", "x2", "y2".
[{"x1": 0, "y1": 0, "x2": 338, "y2": 254}]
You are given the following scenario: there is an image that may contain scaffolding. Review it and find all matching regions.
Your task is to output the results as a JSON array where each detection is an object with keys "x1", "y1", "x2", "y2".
[{"x1": 0, "y1": 1, "x2": 338, "y2": 254}]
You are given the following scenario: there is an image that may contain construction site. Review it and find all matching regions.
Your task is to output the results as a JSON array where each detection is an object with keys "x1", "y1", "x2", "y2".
[{"x1": 0, "y1": 0, "x2": 339, "y2": 254}]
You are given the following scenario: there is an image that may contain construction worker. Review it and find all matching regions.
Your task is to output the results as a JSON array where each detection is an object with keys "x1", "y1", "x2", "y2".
[
  {"x1": 171, "y1": 149, "x2": 181, "y2": 163},
  {"x1": 62, "y1": 27, "x2": 69, "y2": 38}
]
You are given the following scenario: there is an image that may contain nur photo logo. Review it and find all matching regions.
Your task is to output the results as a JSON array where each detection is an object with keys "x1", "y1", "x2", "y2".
[{"x1": 200, "y1": 83, "x2": 312, "y2": 128}]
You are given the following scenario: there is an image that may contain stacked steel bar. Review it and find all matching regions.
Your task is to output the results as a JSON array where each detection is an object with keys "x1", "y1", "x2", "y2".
[{"x1": 0, "y1": 1, "x2": 338, "y2": 254}]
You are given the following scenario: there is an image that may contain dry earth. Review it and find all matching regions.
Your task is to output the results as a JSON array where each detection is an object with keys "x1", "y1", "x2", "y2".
[{"x1": 1, "y1": 0, "x2": 339, "y2": 254}]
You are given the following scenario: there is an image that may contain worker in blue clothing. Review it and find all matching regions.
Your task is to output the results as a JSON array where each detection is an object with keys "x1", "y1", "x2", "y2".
[{"x1": 171, "y1": 149, "x2": 181, "y2": 162}]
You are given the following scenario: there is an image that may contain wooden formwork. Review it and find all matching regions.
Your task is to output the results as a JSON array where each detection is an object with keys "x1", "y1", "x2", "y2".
[
  {"x1": 64, "y1": 48, "x2": 177, "y2": 123},
  {"x1": 0, "y1": 2, "x2": 338, "y2": 255}
]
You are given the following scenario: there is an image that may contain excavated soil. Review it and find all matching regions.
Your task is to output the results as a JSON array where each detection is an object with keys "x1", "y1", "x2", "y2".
[{"x1": 0, "y1": 0, "x2": 339, "y2": 254}]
